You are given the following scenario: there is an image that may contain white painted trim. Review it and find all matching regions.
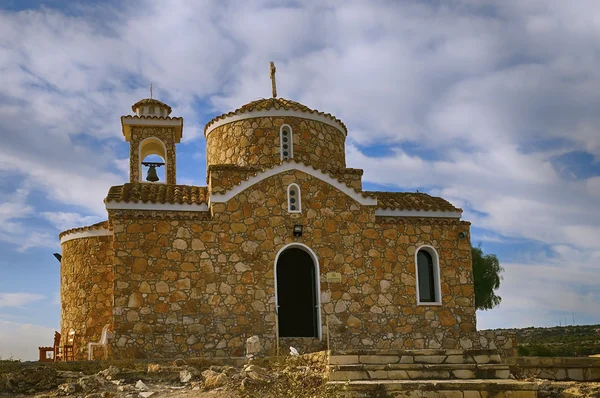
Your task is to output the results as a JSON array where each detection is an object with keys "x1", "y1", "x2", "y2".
[
  {"x1": 274, "y1": 243, "x2": 322, "y2": 340},
  {"x1": 414, "y1": 245, "x2": 443, "y2": 306},
  {"x1": 375, "y1": 209, "x2": 462, "y2": 218},
  {"x1": 105, "y1": 202, "x2": 209, "y2": 212},
  {"x1": 138, "y1": 137, "x2": 168, "y2": 184},
  {"x1": 205, "y1": 109, "x2": 346, "y2": 137},
  {"x1": 60, "y1": 228, "x2": 112, "y2": 244},
  {"x1": 210, "y1": 162, "x2": 377, "y2": 206},
  {"x1": 287, "y1": 183, "x2": 301, "y2": 213},
  {"x1": 121, "y1": 116, "x2": 182, "y2": 127},
  {"x1": 280, "y1": 124, "x2": 294, "y2": 160}
]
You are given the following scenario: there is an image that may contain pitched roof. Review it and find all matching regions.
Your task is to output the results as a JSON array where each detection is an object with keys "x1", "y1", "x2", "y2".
[
  {"x1": 204, "y1": 97, "x2": 347, "y2": 135},
  {"x1": 369, "y1": 191, "x2": 462, "y2": 212},
  {"x1": 131, "y1": 98, "x2": 172, "y2": 115},
  {"x1": 106, "y1": 183, "x2": 208, "y2": 205}
]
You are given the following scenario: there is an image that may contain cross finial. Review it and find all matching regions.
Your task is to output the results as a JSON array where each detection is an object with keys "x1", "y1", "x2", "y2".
[
  {"x1": 270, "y1": 61, "x2": 277, "y2": 98},
  {"x1": 150, "y1": 84, "x2": 153, "y2": 99}
]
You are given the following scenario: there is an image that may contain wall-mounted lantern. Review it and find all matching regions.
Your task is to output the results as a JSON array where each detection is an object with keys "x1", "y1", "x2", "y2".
[{"x1": 293, "y1": 224, "x2": 303, "y2": 237}]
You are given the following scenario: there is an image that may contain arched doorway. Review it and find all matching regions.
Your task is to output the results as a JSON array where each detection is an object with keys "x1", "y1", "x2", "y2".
[{"x1": 276, "y1": 246, "x2": 320, "y2": 338}]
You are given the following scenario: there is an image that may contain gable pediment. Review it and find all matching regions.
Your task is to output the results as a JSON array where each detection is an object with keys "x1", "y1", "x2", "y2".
[{"x1": 209, "y1": 161, "x2": 378, "y2": 206}]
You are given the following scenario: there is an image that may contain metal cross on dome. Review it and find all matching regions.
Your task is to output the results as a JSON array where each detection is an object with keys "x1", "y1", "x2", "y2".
[{"x1": 270, "y1": 61, "x2": 277, "y2": 98}]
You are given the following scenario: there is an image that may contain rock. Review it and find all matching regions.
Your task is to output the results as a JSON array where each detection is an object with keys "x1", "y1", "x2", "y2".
[
  {"x1": 246, "y1": 335, "x2": 262, "y2": 358},
  {"x1": 147, "y1": 364, "x2": 161, "y2": 373},
  {"x1": 290, "y1": 346, "x2": 300, "y2": 356},
  {"x1": 98, "y1": 366, "x2": 120, "y2": 380},
  {"x1": 58, "y1": 382, "x2": 79, "y2": 394},
  {"x1": 179, "y1": 367, "x2": 201, "y2": 383},
  {"x1": 202, "y1": 369, "x2": 228, "y2": 389},
  {"x1": 78, "y1": 375, "x2": 105, "y2": 392},
  {"x1": 140, "y1": 392, "x2": 156, "y2": 398},
  {"x1": 135, "y1": 380, "x2": 149, "y2": 391},
  {"x1": 173, "y1": 358, "x2": 187, "y2": 367},
  {"x1": 242, "y1": 364, "x2": 272, "y2": 383}
]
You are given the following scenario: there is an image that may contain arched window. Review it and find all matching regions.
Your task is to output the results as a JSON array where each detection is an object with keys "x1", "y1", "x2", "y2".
[
  {"x1": 280, "y1": 125, "x2": 293, "y2": 160},
  {"x1": 415, "y1": 246, "x2": 441, "y2": 304},
  {"x1": 288, "y1": 183, "x2": 301, "y2": 213},
  {"x1": 149, "y1": 106, "x2": 155, "y2": 114}
]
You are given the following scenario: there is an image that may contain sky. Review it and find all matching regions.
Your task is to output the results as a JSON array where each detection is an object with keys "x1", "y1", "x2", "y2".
[{"x1": 0, "y1": 0, "x2": 599, "y2": 360}]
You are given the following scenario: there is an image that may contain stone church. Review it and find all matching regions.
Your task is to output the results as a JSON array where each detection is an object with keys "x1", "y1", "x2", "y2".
[{"x1": 59, "y1": 71, "x2": 490, "y2": 361}]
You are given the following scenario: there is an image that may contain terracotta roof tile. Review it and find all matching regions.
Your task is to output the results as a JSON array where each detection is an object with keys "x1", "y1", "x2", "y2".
[
  {"x1": 205, "y1": 97, "x2": 347, "y2": 135},
  {"x1": 369, "y1": 191, "x2": 462, "y2": 212},
  {"x1": 106, "y1": 183, "x2": 208, "y2": 205},
  {"x1": 132, "y1": 98, "x2": 172, "y2": 115},
  {"x1": 59, "y1": 220, "x2": 110, "y2": 239}
]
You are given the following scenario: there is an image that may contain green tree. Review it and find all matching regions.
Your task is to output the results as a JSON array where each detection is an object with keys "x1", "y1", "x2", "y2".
[{"x1": 472, "y1": 244, "x2": 504, "y2": 310}]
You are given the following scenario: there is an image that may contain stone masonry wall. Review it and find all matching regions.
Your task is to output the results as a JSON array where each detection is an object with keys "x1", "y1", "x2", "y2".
[
  {"x1": 109, "y1": 170, "x2": 475, "y2": 359},
  {"x1": 61, "y1": 235, "x2": 114, "y2": 360},
  {"x1": 129, "y1": 126, "x2": 177, "y2": 184},
  {"x1": 206, "y1": 117, "x2": 346, "y2": 170}
]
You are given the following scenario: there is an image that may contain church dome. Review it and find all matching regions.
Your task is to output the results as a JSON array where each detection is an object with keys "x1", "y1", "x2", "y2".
[{"x1": 204, "y1": 97, "x2": 348, "y2": 170}]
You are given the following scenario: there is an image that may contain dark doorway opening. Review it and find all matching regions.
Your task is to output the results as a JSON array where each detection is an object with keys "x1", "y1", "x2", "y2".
[{"x1": 276, "y1": 247, "x2": 318, "y2": 338}]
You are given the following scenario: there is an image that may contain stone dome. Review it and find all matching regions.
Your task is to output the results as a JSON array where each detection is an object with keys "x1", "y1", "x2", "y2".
[{"x1": 204, "y1": 98, "x2": 348, "y2": 170}]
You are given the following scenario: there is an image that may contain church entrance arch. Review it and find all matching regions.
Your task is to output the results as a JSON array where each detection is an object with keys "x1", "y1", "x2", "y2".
[{"x1": 275, "y1": 243, "x2": 321, "y2": 339}]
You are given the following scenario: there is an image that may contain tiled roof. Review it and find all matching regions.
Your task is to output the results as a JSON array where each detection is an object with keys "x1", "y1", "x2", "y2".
[
  {"x1": 106, "y1": 183, "x2": 208, "y2": 205},
  {"x1": 131, "y1": 98, "x2": 172, "y2": 115},
  {"x1": 369, "y1": 191, "x2": 462, "y2": 212},
  {"x1": 59, "y1": 220, "x2": 110, "y2": 239},
  {"x1": 204, "y1": 97, "x2": 347, "y2": 135}
]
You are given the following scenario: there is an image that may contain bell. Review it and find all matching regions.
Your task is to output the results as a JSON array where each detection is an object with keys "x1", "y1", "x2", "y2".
[{"x1": 146, "y1": 165, "x2": 159, "y2": 182}]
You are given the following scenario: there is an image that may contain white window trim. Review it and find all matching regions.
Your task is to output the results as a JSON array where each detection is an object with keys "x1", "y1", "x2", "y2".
[
  {"x1": 138, "y1": 136, "x2": 167, "y2": 184},
  {"x1": 280, "y1": 124, "x2": 293, "y2": 160},
  {"x1": 414, "y1": 245, "x2": 442, "y2": 306},
  {"x1": 287, "y1": 183, "x2": 301, "y2": 213},
  {"x1": 273, "y1": 243, "x2": 322, "y2": 340}
]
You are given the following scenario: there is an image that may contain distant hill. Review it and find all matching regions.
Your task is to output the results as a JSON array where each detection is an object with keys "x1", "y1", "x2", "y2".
[{"x1": 484, "y1": 324, "x2": 600, "y2": 357}]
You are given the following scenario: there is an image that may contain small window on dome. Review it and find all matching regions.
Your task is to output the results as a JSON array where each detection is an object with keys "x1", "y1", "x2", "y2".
[
  {"x1": 280, "y1": 125, "x2": 293, "y2": 160},
  {"x1": 149, "y1": 106, "x2": 155, "y2": 114},
  {"x1": 287, "y1": 183, "x2": 301, "y2": 213},
  {"x1": 159, "y1": 108, "x2": 164, "y2": 116}
]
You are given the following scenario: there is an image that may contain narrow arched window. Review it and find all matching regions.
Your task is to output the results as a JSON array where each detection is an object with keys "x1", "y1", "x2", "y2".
[
  {"x1": 149, "y1": 106, "x2": 155, "y2": 114},
  {"x1": 416, "y1": 247, "x2": 441, "y2": 304},
  {"x1": 288, "y1": 183, "x2": 301, "y2": 213},
  {"x1": 280, "y1": 125, "x2": 293, "y2": 160}
]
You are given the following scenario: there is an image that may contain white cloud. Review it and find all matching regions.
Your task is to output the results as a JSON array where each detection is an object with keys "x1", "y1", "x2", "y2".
[
  {"x1": 0, "y1": 320, "x2": 56, "y2": 361},
  {"x1": 0, "y1": 293, "x2": 45, "y2": 308},
  {"x1": 41, "y1": 212, "x2": 104, "y2": 232}
]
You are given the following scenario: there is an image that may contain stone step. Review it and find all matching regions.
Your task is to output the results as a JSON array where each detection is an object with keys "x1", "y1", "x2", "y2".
[
  {"x1": 327, "y1": 379, "x2": 539, "y2": 398},
  {"x1": 329, "y1": 364, "x2": 510, "y2": 381},
  {"x1": 330, "y1": 352, "x2": 502, "y2": 366}
]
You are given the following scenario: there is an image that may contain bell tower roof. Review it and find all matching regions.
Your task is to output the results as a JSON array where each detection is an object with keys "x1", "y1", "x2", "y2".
[{"x1": 131, "y1": 98, "x2": 172, "y2": 116}]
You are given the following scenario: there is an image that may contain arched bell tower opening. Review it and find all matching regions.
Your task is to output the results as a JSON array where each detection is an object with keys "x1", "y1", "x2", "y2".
[
  {"x1": 121, "y1": 97, "x2": 183, "y2": 185},
  {"x1": 139, "y1": 137, "x2": 167, "y2": 183}
]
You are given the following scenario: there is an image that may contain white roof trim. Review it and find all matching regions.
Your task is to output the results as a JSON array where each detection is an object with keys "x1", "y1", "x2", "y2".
[
  {"x1": 60, "y1": 228, "x2": 112, "y2": 244},
  {"x1": 210, "y1": 162, "x2": 377, "y2": 206},
  {"x1": 121, "y1": 116, "x2": 183, "y2": 127},
  {"x1": 105, "y1": 202, "x2": 209, "y2": 212},
  {"x1": 205, "y1": 109, "x2": 346, "y2": 137},
  {"x1": 375, "y1": 209, "x2": 462, "y2": 218}
]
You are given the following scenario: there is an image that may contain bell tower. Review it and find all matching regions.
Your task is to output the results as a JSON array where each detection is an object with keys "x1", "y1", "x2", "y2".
[{"x1": 121, "y1": 98, "x2": 183, "y2": 185}]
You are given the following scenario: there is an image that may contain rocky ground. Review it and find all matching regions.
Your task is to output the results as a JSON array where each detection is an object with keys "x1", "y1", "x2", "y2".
[
  {"x1": 1, "y1": 355, "x2": 600, "y2": 397},
  {"x1": 0, "y1": 352, "x2": 345, "y2": 398}
]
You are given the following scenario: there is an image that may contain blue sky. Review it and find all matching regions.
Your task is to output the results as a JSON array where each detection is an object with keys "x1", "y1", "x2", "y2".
[{"x1": 1, "y1": 0, "x2": 599, "y2": 360}]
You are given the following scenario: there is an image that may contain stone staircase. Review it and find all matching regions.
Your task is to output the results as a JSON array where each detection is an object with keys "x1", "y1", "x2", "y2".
[{"x1": 327, "y1": 349, "x2": 539, "y2": 397}]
